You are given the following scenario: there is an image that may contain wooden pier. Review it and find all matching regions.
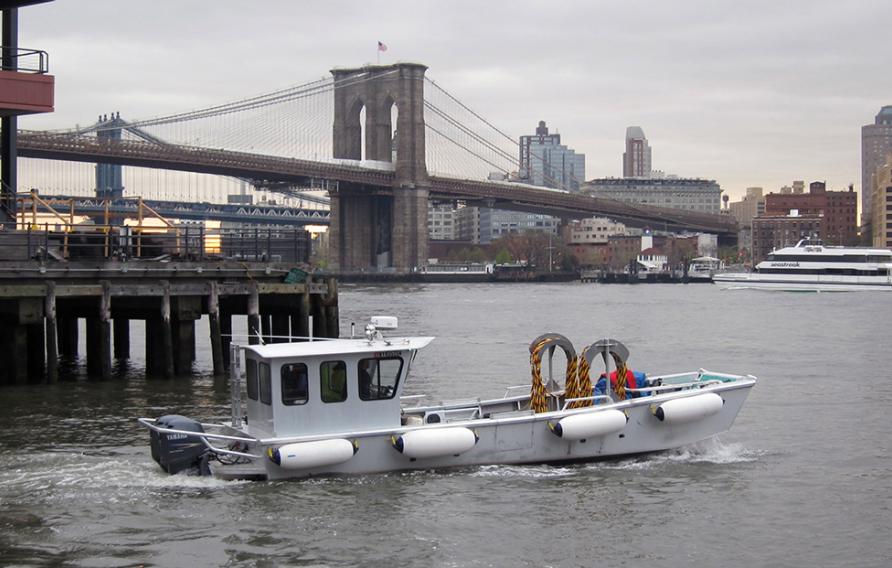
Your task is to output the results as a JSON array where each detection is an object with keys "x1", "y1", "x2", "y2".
[{"x1": 0, "y1": 260, "x2": 338, "y2": 384}]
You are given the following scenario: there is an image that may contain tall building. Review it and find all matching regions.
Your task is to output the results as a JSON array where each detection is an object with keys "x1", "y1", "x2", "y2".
[
  {"x1": 728, "y1": 187, "x2": 766, "y2": 252},
  {"x1": 623, "y1": 126, "x2": 652, "y2": 178},
  {"x1": 519, "y1": 120, "x2": 585, "y2": 191},
  {"x1": 582, "y1": 178, "x2": 722, "y2": 214},
  {"x1": 870, "y1": 153, "x2": 892, "y2": 249},
  {"x1": 861, "y1": 106, "x2": 892, "y2": 233}
]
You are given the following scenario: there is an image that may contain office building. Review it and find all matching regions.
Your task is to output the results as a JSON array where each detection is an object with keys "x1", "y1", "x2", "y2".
[
  {"x1": 427, "y1": 203, "x2": 456, "y2": 241},
  {"x1": 862, "y1": 106, "x2": 892, "y2": 233},
  {"x1": 519, "y1": 121, "x2": 585, "y2": 192},
  {"x1": 870, "y1": 154, "x2": 892, "y2": 248}
]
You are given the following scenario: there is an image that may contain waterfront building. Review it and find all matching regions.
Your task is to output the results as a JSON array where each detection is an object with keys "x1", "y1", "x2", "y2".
[
  {"x1": 565, "y1": 217, "x2": 626, "y2": 245},
  {"x1": 751, "y1": 212, "x2": 824, "y2": 263},
  {"x1": 565, "y1": 217, "x2": 626, "y2": 267},
  {"x1": 623, "y1": 126, "x2": 652, "y2": 178},
  {"x1": 455, "y1": 205, "x2": 481, "y2": 244},
  {"x1": 764, "y1": 181, "x2": 857, "y2": 246},
  {"x1": 870, "y1": 154, "x2": 892, "y2": 249},
  {"x1": 861, "y1": 106, "x2": 892, "y2": 235},
  {"x1": 582, "y1": 177, "x2": 722, "y2": 214},
  {"x1": 519, "y1": 121, "x2": 585, "y2": 192},
  {"x1": 427, "y1": 203, "x2": 456, "y2": 241},
  {"x1": 453, "y1": 205, "x2": 559, "y2": 245}
]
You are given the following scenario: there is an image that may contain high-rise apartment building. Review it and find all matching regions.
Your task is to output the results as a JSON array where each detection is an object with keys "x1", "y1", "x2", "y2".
[
  {"x1": 623, "y1": 126, "x2": 652, "y2": 178},
  {"x1": 519, "y1": 121, "x2": 585, "y2": 191},
  {"x1": 861, "y1": 106, "x2": 892, "y2": 233}
]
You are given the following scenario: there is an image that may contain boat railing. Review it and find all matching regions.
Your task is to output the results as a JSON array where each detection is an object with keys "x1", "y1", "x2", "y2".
[
  {"x1": 561, "y1": 395, "x2": 613, "y2": 410},
  {"x1": 139, "y1": 417, "x2": 265, "y2": 459},
  {"x1": 502, "y1": 385, "x2": 531, "y2": 398},
  {"x1": 399, "y1": 394, "x2": 427, "y2": 407}
]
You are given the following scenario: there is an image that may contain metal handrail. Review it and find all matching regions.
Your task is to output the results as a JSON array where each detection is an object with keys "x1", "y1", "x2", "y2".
[
  {"x1": 0, "y1": 46, "x2": 49, "y2": 74},
  {"x1": 561, "y1": 395, "x2": 613, "y2": 410}
]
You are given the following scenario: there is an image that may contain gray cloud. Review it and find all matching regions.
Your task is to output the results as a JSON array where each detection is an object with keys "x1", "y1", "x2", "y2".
[{"x1": 17, "y1": 0, "x2": 892, "y2": 198}]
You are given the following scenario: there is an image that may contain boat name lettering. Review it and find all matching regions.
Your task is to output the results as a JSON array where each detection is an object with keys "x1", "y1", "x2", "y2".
[{"x1": 770, "y1": 262, "x2": 800, "y2": 267}]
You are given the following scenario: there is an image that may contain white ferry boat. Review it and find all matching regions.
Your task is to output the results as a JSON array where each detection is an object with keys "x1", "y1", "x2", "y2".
[
  {"x1": 714, "y1": 238, "x2": 892, "y2": 292},
  {"x1": 139, "y1": 317, "x2": 756, "y2": 481}
]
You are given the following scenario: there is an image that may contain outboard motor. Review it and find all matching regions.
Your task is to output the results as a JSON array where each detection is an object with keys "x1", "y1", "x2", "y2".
[{"x1": 149, "y1": 415, "x2": 209, "y2": 475}]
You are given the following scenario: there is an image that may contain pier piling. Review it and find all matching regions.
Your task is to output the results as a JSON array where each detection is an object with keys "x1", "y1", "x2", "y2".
[{"x1": 0, "y1": 258, "x2": 338, "y2": 383}]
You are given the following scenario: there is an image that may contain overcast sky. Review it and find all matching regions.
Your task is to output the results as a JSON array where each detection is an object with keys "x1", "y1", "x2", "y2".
[{"x1": 17, "y1": 0, "x2": 892, "y2": 200}]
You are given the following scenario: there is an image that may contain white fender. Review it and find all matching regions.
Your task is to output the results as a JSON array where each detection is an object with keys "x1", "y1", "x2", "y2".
[
  {"x1": 268, "y1": 439, "x2": 357, "y2": 470},
  {"x1": 654, "y1": 393, "x2": 724, "y2": 425},
  {"x1": 551, "y1": 409, "x2": 627, "y2": 440},
  {"x1": 393, "y1": 427, "x2": 478, "y2": 459}
]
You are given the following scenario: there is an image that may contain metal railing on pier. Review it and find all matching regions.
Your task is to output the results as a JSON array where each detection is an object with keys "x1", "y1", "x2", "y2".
[{"x1": 0, "y1": 222, "x2": 310, "y2": 263}]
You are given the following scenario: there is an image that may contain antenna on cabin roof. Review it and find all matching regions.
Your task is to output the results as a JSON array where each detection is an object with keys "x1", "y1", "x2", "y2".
[{"x1": 252, "y1": 326, "x2": 265, "y2": 345}]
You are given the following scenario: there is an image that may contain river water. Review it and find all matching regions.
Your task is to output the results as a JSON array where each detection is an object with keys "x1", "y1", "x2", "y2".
[{"x1": 0, "y1": 283, "x2": 890, "y2": 567}]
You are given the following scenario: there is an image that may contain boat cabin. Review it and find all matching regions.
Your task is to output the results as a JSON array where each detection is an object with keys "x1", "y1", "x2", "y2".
[{"x1": 241, "y1": 335, "x2": 434, "y2": 438}]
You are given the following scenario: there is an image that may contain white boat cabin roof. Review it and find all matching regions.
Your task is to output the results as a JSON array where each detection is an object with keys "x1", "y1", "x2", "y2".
[{"x1": 244, "y1": 336, "x2": 435, "y2": 360}]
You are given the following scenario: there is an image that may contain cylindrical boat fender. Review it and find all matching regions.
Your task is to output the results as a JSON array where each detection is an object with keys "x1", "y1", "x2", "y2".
[
  {"x1": 549, "y1": 409, "x2": 627, "y2": 440},
  {"x1": 268, "y1": 438, "x2": 358, "y2": 470},
  {"x1": 653, "y1": 393, "x2": 724, "y2": 425},
  {"x1": 392, "y1": 427, "x2": 478, "y2": 459}
]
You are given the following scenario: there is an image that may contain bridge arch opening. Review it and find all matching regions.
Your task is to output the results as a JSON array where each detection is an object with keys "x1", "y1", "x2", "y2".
[
  {"x1": 384, "y1": 96, "x2": 398, "y2": 164},
  {"x1": 345, "y1": 97, "x2": 366, "y2": 161}
]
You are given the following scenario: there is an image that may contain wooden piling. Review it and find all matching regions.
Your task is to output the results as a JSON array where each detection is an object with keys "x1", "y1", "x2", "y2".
[
  {"x1": 208, "y1": 281, "x2": 224, "y2": 375},
  {"x1": 160, "y1": 281, "x2": 174, "y2": 377},
  {"x1": 296, "y1": 276, "x2": 311, "y2": 340},
  {"x1": 26, "y1": 323, "x2": 45, "y2": 381},
  {"x1": 45, "y1": 282, "x2": 58, "y2": 383},
  {"x1": 58, "y1": 315, "x2": 78, "y2": 360},
  {"x1": 113, "y1": 318, "x2": 130, "y2": 359},
  {"x1": 99, "y1": 281, "x2": 112, "y2": 379},
  {"x1": 247, "y1": 284, "x2": 260, "y2": 345},
  {"x1": 220, "y1": 300, "x2": 232, "y2": 369},
  {"x1": 325, "y1": 276, "x2": 340, "y2": 338}
]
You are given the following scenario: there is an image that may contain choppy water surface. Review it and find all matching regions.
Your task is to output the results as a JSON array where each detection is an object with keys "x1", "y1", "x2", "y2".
[{"x1": 1, "y1": 283, "x2": 890, "y2": 567}]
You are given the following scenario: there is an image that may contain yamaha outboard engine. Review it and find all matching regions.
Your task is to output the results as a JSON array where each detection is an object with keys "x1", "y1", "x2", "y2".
[{"x1": 149, "y1": 415, "x2": 210, "y2": 475}]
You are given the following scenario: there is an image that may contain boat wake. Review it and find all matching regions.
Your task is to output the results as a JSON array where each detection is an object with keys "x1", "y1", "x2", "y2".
[{"x1": 601, "y1": 438, "x2": 762, "y2": 471}]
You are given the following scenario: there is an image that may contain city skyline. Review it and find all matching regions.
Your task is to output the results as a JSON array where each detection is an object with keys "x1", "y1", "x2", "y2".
[{"x1": 16, "y1": 0, "x2": 892, "y2": 200}]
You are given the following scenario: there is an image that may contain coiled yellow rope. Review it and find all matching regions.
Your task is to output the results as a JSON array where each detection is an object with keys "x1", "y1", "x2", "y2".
[
  {"x1": 612, "y1": 355, "x2": 629, "y2": 401},
  {"x1": 529, "y1": 339, "x2": 550, "y2": 414},
  {"x1": 571, "y1": 347, "x2": 593, "y2": 408}
]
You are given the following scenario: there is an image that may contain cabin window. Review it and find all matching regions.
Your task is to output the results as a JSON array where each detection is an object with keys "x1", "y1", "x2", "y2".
[
  {"x1": 259, "y1": 362, "x2": 272, "y2": 405},
  {"x1": 358, "y1": 357, "x2": 403, "y2": 401},
  {"x1": 246, "y1": 359, "x2": 258, "y2": 401},
  {"x1": 281, "y1": 363, "x2": 309, "y2": 406},
  {"x1": 320, "y1": 360, "x2": 347, "y2": 403}
]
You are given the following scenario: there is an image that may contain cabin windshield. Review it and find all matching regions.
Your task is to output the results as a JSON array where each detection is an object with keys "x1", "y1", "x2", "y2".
[{"x1": 359, "y1": 356, "x2": 403, "y2": 400}]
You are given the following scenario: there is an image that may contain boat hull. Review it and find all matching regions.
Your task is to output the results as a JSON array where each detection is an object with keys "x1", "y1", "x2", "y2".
[
  {"x1": 210, "y1": 381, "x2": 754, "y2": 481},
  {"x1": 713, "y1": 273, "x2": 892, "y2": 292}
]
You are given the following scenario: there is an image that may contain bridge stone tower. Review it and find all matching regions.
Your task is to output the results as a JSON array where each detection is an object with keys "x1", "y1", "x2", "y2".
[{"x1": 329, "y1": 63, "x2": 429, "y2": 273}]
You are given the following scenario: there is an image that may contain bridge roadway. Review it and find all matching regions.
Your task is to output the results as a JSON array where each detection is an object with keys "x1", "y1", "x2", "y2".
[{"x1": 18, "y1": 131, "x2": 738, "y2": 235}]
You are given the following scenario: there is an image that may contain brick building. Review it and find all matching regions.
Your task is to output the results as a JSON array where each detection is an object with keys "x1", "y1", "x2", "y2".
[
  {"x1": 763, "y1": 181, "x2": 857, "y2": 246},
  {"x1": 752, "y1": 214, "x2": 824, "y2": 262}
]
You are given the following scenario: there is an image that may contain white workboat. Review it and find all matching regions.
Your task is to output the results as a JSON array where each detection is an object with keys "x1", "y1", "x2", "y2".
[
  {"x1": 714, "y1": 238, "x2": 892, "y2": 292},
  {"x1": 139, "y1": 317, "x2": 756, "y2": 480},
  {"x1": 688, "y1": 256, "x2": 724, "y2": 281}
]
